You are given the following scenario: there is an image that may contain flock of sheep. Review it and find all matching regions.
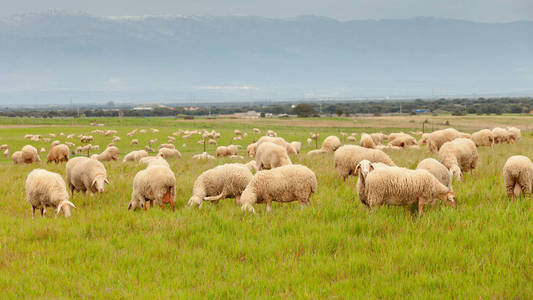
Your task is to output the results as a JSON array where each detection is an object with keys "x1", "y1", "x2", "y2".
[{"x1": 7, "y1": 125, "x2": 531, "y2": 217}]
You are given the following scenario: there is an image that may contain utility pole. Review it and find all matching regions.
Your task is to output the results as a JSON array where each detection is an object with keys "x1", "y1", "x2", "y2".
[{"x1": 400, "y1": 102, "x2": 402, "y2": 114}]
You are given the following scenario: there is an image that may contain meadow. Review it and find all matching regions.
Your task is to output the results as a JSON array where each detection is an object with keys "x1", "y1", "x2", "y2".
[{"x1": 0, "y1": 115, "x2": 531, "y2": 298}]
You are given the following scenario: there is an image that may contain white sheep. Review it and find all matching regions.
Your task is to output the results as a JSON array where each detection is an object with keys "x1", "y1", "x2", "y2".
[
  {"x1": 138, "y1": 156, "x2": 170, "y2": 168},
  {"x1": 47, "y1": 144, "x2": 69, "y2": 164},
  {"x1": 416, "y1": 158, "x2": 453, "y2": 191},
  {"x1": 66, "y1": 157, "x2": 109, "y2": 196},
  {"x1": 438, "y1": 138, "x2": 478, "y2": 181},
  {"x1": 506, "y1": 127, "x2": 521, "y2": 142},
  {"x1": 255, "y1": 142, "x2": 292, "y2": 170},
  {"x1": 128, "y1": 165, "x2": 176, "y2": 210},
  {"x1": 321, "y1": 136, "x2": 341, "y2": 152},
  {"x1": 12, "y1": 151, "x2": 23, "y2": 164},
  {"x1": 471, "y1": 129, "x2": 494, "y2": 147},
  {"x1": 427, "y1": 128, "x2": 470, "y2": 152},
  {"x1": 359, "y1": 133, "x2": 376, "y2": 149},
  {"x1": 21, "y1": 145, "x2": 41, "y2": 164},
  {"x1": 290, "y1": 141, "x2": 302, "y2": 154},
  {"x1": 362, "y1": 167, "x2": 456, "y2": 213},
  {"x1": 187, "y1": 163, "x2": 253, "y2": 207},
  {"x1": 240, "y1": 164, "x2": 318, "y2": 213},
  {"x1": 370, "y1": 132, "x2": 388, "y2": 145},
  {"x1": 25, "y1": 169, "x2": 76, "y2": 217},
  {"x1": 158, "y1": 148, "x2": 181, "y2": 159},
  {"x1": 92, "y1": 146, "x2": 120, "y2": 162},
  {"x1": 503, "y1": 155, "x2": 533, "y2": 199},
  {"x1": 192, "y1": 152, "x2": 216, "y2": 160},
  {"x1": 334, "y1": 145, "x2": 395, "y2": 180},
  {"x1": 123, "y1": 150, "x2": 149, "y2": 162}
]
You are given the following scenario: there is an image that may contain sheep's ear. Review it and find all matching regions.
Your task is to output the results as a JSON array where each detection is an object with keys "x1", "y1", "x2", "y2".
[
  {"x1": 91, "y1": 178, "x2": 97, "y2": 187},
  {"x1": 370, "y1": 164, "x2": 375, "y2": 171},
  {"x1": 128, "y1": 202, "x2": 132, "y2": 210},
  {"x1": 104, "y1": 178, "x2": 109, "y2": 184},
  {"x1": 65, "y1": 200, "x2": 76, "y2": 208},
  {"x1": 56, "y1": 206, "x2": 62, "y2": 215},
  {"x1": 355, "y1": 164, "x2": 361, "y2": 174}
]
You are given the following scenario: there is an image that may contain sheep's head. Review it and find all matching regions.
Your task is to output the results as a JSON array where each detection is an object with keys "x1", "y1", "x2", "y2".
[
  {"x1": 450, "y1": 165, "x2": 462, "y2": 181},
  {"x1": 92, "y1": 175, "x2": 109, "y2": 193},
  {"x1": 187, "y1": 195, "x2": 203, "y2": 207},
  {"x1": 355, "y1": 160, "x2": 374, "y2": 180},
  {"x1": 56, "y1": 200, "x2": 76, "y2": 217},
  {"x1": 128, "y1": 198, "x2": 144, "y2": 211},
  {"x1": 239, "y1": 187, "x2": 257, "y2": 213},
  {"x1": 439, "y1": 191, "x2": 457, "y2": 208}
]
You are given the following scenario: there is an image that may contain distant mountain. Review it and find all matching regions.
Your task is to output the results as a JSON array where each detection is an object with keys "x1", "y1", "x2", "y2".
[{"x1": 1, "y1": 11, "x2": 532, "y2": 104}]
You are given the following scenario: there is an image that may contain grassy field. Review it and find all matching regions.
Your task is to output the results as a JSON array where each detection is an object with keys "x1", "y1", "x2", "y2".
[{"x1": 0, "y1": 115, "x2": 532, "y2": 298}]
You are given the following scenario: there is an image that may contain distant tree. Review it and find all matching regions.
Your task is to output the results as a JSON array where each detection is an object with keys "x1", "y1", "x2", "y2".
[
  {"x1": 336, "y1": 108, "x2": 344, "y2": 116},
  {"x1": 292, "y1": 104, "x2": 315, "y2": 117}
]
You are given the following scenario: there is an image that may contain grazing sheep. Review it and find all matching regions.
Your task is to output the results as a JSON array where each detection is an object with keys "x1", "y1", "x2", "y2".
[
  {"x1": 362, "y1": 167, "x2": 456, "y2": 213},
  {"x1": 66, "y1": 157, "x2": 109, "y2": 196},
  {"x1": 471, "y1": 129, "x2": 494, "y2": 147},
  {"x1": 188, "y1": 163, "x2": 253, "y2": 207},
  {"x1": 370, "y1": 133, "x2": 388, "y2": 145},
  {"x1": 418, "y1": 133, "x2": 430, "y2": 145},
  {"x1": 266, "y1": 130, "x2": 277, "y2": 137},
  {"x1": 389, "y1": 134, "x2": 417, "y2": 148},
  {"x1": 254, "y1": 136, "x2": 297, "y2": 155},
  {"x1": 128, "y1": 165, "x2": 176, "y2": 210},
  {"x1": 51, "y1": 140, "x2": 60, "y2": 147},
  {"x1": 92, "y1": 146, "x2": 120, "y2": 162},
  {"x1": 245, "y1": 160, "x2": 257, "y2": 172},
  {"x1": 138, "y1": 156, "x2": 170, "y2": 168},
  {"x1": 112, "y1": 136, "x2": 121, "y2": 143},
  {"x1": 0, "y1": 144, "x2": 8, "y2": 151},
  {"x1": 123, "y1": 150, "x2": 149, "y2": 162},
  {"x1": 333, "y1": 145, "x2": 395, "y2": 180},
  {"x1": 416, "y1": 158, "x2": 453, "y2": 191},
  {"x1": 234, "y1": 129, "x2": 243, "y2": 136},
  {"x1": 240, "y1": 164, "x2": 318, "y2": 213},
  {"x1": 130, "y1": 139, "x2": 139, "y2": 146},
  {"x1": 216, "y1": 146, "x2": 230, "y2": 157},
  {"x1": 40, "y1": 147, "x2": 46, "y2": 153},
  {"x1": 360, "y1": 133, "x2": 376, "y2": 149},
  {"x1": 255, "y1": 142, "x2": 292, "y2": 170},
  {"x1": 253, "y1": 128, "x2": 261, "y2": 134},
  {"x1": 355, "y1": 160, "x2": 376, "y2": 206},
  {"x1": 438, "y1": 138, "x2": 478, "y2": 181},
  {"x1": 247, "y1": 143, "x2": 257, "y2": 157},
  {"x1": 506, "y1": 127, "x2": 521, "y2": 142},
  {"x1": 321, "y1": 136, "x2": 341, "y2": 152},
  {"x1": 158, "y1": 144, "x2": 175, "y2": 150},
  {"x1": 151, "y1": 128, "x2": 160, "y2": 133},
  {"x1": 427, "y1": 128, "x2": 470, "y2": 152},
  {"x1": 192, "y1": 152, "x2": 216, "y2": 160},
  {"x1": 25, "y1": 169, "x2": 76, "y2": 218},
  {"x1": 12, "y1": 151, "x2": 23, "y2": 164},
  {"x1": 47, "y1": 144, "x2": 69, "y2": 164},
  {"x1": 307, "y1": 138, "x2": 313, "y2": 145},
  {"x1": 158, "y1": 148, "x2": 181, "y2": 159},
  {"x1": 208, "y1": 139, "x2": 217, "y2": 145},
  {"x1": 306, "y1": 149, "x2": 327, "y2": 156},
  {"x1": 21, "y1": 145, "x2": 41, "y2": 164},
  {"x1": 503, "y1": 155, "x2": 533, "y2": 199},
  {"x1": 290, "y1": 141, "x2": 302, "y2": 154},
  {"x1": 346, "y1": 136, "x2": 357, "y2": 143},
  {"x1": 3, "y1": 148, "x2": 9, "y2": 157}
]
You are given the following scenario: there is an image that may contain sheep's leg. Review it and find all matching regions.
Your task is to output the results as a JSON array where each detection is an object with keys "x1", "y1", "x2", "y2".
[
  {"x1": 82, "y1": 190, "x2": 86, "y2": 197},
  {"x1": 149, "y1": 200, "x2": 154, "y2": 208},
  {"x1": 266, "y1": 199, "x2": 272, "y2": 212},
  {"x1": 32, "y1": 206, "x2": 36, "y2": 218},
  {"x1": 40, "y1": 207, "x2": 46, "y2": 217},
  {"x1": 418, "y1": 200, "x2": 424, "y2": 215},
  {"x1": 235, "y1": 195, "x2": 241, "y2": 205}
]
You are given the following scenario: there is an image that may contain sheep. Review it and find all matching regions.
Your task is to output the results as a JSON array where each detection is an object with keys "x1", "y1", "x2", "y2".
[
  {"x1": 192, "y1": 152, "x2": 216, "y2": 160},
  {"x1": 112, "y1": 136, "x2": 121, "y2": 143},
  {"x1": 47, "y1": 144, "x2": 69, "y2": 164},
  {"x1": 290, "y1": 141, "x2": 302, "y2": 154},
  {"x1": 418, "y1": 133, "x2": 430, "y2": 145},
  {"x1": 306, "y1": 149, "x2": 327, "y2": 156},
  {"x1": 3, "y1": 148, "x2": 9, "y2": 157},
  {"x1": 187, "y1": 163, "x2": 254, "y2": 207},
  {"x1": 151, "y1": 128, "x2": 160, "y2": 133},
  {"x1": 254, "y1": 136, "x2": 296, "y2": 155},
  {"x1": 266, "y1": 130, "x2": 277, "y2": 137},
  {"x1": 503, "y1": 155, "x2": 533, "y2": 199},
  {"x1": 471, "y1": 129, "x2": 494, "y2": 147},
  {"x1": 130, "y1": 139, "x2": 139, "y2": 146},
  {"x1": 247, "y1": 143, "x2": 257, "y2": 157},
  {"x1": 438, "y1": 138, "x2": 478, "y2": 181},
  {"x1": 158, "y1": 144, "x2": 175, "y2": 150},
  {"x1": 208, "y1": 139, "x2": 217, "y2": 145},
  {"x1": 240, "y1": 164, "x2": 318, "y2": 213},
  {"x1": 227, "y1": 145, "x2": 239, "y2": 156},
  {"x1": 21, "y1": 145, "x2": 41, "y2": 164},
  {"x1": 355, "y1": 160, "x2": 376, "y2": 206},
  {"x1": 138, "y1": 156, "x2": 170, "y2": 168},
  {"x1": 123, "y1": 150, "x2": 149, "y2": 162},
  {"x1": 12, "y1": 151, "x2": 23, "y2": 164},
  {"x1": 40, "y1": 147, "x2": 46, "y2": 153},
  {"x1": 255, "y1": 142, "x2": 292, "y2": 170},
  {"x1": 0, "y1": 144, "x2": 8, "y2": 151},
  {"x1": 388, "y1": 134, "x2": 417, "y2": 148},
  {"x1": 234, "y1": 129, "x2": 243, "y2": 136},
  {"x1": 506, "y1": 127, "x2": 521, "y2": 142},
  {"x1": 139, "y1": 129, "x2": 147, "y2": 134},
  {"x1": 307, "y1": 138, "x2": 313, "y2": 145},
  {"x1": 359, "y1": 133, "x2": 376, "y2": 149},
  {"x1": 245, "y1": 160, "x2": 257, "y2": 172},
  {"x1": 128, "y1": 165, "x2": 176, "y2": 210},
  {"x1": 362, "y1": 167, "x2": 456, "y2": 213},
  {"x1": 216, "y1": 146, "x2": 230, "y2": 157},
  {"x1": 158, "y1": 148, "x2": 181, "y2": 159},
  {"x1": 66, "y1": 157, "x2": 109, "y2": 196},
  {"x1": 25, "y1": 169, "x2": 76, "y2": 218},
  {"x1": 370, "y1": 133, "x2": 388, "y2": 145},
  {"x1": 321, "y1": 136, "x2": 341, "y2": 152},
  {"x1": 427, "y1": 128, "x2": 471, "y2": 152},
  {"x1": 416, "y1": 158, "x2": 453, "y2": 191},
  {"x1": 253, "y1": 128, "x2": 261, "y2": 134},
  {"x1": 51, "y1": 140, "x2": 60, "y2": 147},
  {"x1": 346, "y1": 136, "x2": 357, "y2": 143},
  {"x1": 333, "y1": 145, "x2": 395, "y2": 180},
  {"x1": 92, "y1": 146, "x2": 120, "y2": 162}
]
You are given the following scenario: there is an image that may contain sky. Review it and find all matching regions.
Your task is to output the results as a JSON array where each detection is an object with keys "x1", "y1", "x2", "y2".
[{"x1": 2, "y1": 0, "x2": 533, "y2": 22}]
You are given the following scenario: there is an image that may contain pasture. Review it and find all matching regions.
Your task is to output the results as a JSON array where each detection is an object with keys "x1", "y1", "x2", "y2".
[{"x1": 0, "y1": 115, "x2": 532, "y2": 298}]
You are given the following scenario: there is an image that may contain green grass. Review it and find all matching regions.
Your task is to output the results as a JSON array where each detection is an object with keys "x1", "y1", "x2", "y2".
[{"x1": 0, "y1": 117, "x2": 531, "y2": 298}]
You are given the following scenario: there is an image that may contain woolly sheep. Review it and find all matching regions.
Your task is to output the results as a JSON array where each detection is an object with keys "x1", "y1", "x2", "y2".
[
  {"x1": 128, "y1": 165, "x2": 176, "y2": 210},
  {"x1": 158, "y1": 144, "x2": 175, "y2": 150},
  {"x1": 370, "y1": 133, "x2": 388, "y2": 145},
  {"x1": 359, "y1": 133, "x2": 376, "y2": 149},
  {"x1": 334, "y1": 145, "x2": 395, "y2": 180},
  {"x1": 362, "y1": 167, "x2": 456, "y2": 213},
  {"x1": 254, "y1": 136, "x2": 297, "y2": 155},
  {"x1": 123, "y1": 150, "x2": 149, "y2": 162},
  {"x1": 12, "y1": 151, "x2": 23, "y2": 164},
  {"x1": 253, "y1": 128, "x2": 261, "y2": 134},
  {"x1": 240, "y1": 164, "x2": 318, "y2": 213},
  {"x1": 416, "y1": 158, "x2": 453, "y2": 191},
  {"x1": 503, "y1": 155, "x2": 533, "y2": 199},
  {"x1": 346, "y1": 136, "x2": 357, "y2": 142},
  {"x1": 438, "y1": 138, "x2": 478, "y2": 181},
  {"x1": 471, "y1": 129, "x2": 494, "y2": 147},
  {"x1": 66, "y1": 157, "x2": 109, "y2": 196},
  {"x1": 388, "y1": 134, "x2": 417, "y2": 148},
  {"x1": 266, "y1": 130, "x2": 277, "y2": 137},
  {"x1": 290, "y1": 141, "x2": 302, "y2": 154},
  {"x1": 427, "y1": 128, "x2": 470, "y2": 152},
  {"x1": 418, "y1": 133, "x2": 429, "y2": 145},
  {"x1": 40, "y1": 147, "x2": 46, "y2": 153},
  {"x1": 51, "y1": 140, "x2": 60, "y2": 147},
  {"x1": 138, "y1": 156, "x2": 170, "y2": 168},
  {"x1": 92, "y1": 146, "x2": 120, "y2": 162},
  {"x1": 130, "y1": 139, "x2": 139, "y2": 146},
  {"x1": 187, "y1": 163, "x2": 253, "y2": 207},
  {"x1": 47, "y1": 144, "x2": 69, "y2": 164},
  {"x1": 321, "y1": 136, "x2": 341, "y2": 152},
  {"x1": 25, "y1": 169, "x2": 76, "y2": 218},
  {"x1": 245, "y1": 160, "x2": 257, "y2": 172},
  {"x1": 21, "y1": 145, "x2": 41, "y2": 164},
  {"x1": 307, "y1": 138, "x2": 313, "y2": 145},
  {"x1": 506, "y1": 127, "x2": 521, "y2": 142},
  {"x1": 3, "y1": 149, "x2": 9, "y2": 157},
  {"x1": 158, "y1": 148, "x2": 181, "y2": 159},
  {"x1": 255, "y1": 142, "x2": 292, "y2": 170},
  {"x1": 306, "y1": 149, "x2": 327, "y2": 156}
]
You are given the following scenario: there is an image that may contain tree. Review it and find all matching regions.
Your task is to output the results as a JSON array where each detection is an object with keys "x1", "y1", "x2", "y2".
[
  {"x1": 292, "y1": 104, "x2": 315, "y2": 117},
  {"x1": 336, "y1": 107, "x2": 344, "y2": 116}
]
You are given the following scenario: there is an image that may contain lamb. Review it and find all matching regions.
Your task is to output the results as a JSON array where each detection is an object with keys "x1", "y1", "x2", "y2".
[
  {"x1": 12, "y1": 151, "x2": 23, "y2": 164},
  {"x1": 416, "y1": 158, "x2": 453, "y2": 191},
  {"x1": 128, "y1": 165, "x2": 176, "y2": 210},
  {"x1": 438, "y1": 138, "x2": 478, "y2": 181},
  {"x1": 158, "y1": 148, "x2": 181, "y2": 159},
  {"x1": 321, "y1": 136, "x2": 341, "y2": 152},
  {"x1": 66, "y1": 157, "x2": 109, "y2": 196},
  {"x1": 92, "y1": 146, "x2": 120, "y2": 162},
  {"x1": 25, "y1": 169, "x2": 76, "y2": 217},
  {"x1": 334, "y1": 145, "x2": 395, "y2": 180},
  {"x1": 427, "y1": 128, "x2": 471, "y2": 152},
  {"x1": 187, "y1": 163, "x2": 254, "y2": 207},
  {"x1": 21, "y1": 145, "x2": 41, "y2": 164},
  {"x1": 503, "y1": 155, "x2": 533, "y2": 199},
  {"x1": 46, "y1": 144, "x2": 69, "y2": 164},
  {"x1": 290, "y1": 141, "x2": 302, "y2": 154},
  {"x1": 138, "y1": 156, "x2": 170, "y2": 168},
  {"x1": 240, "y1": 164, "x2": 318, "y2": 213},
  {"x1": 123, "y1": 150, "x2": 149, "y2": 162},
  {"x1": 359, "y1": 133, "x2": 376, "y2": 149},
  {"x1": 254, "y1": 142, "x2": 292, "y2": 170},
  {"x1": 362, "y1": 167, "x2": 456, "y2": 213},
  {"x1": 471, "y1": 129, "x2": 494, "y2": 147}
]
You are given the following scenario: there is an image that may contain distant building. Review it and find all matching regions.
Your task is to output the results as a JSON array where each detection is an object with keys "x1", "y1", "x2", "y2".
[
  {"x1": 184, "y1": 106, "x2": 199, "y2": 111},
  {"x1": 232, "y1": 111, "x2": 260, "y2": 118},
  {"x1": 133, "y1": 106, "x2": 153, "y2": 111},
  {"x1": 413, "y1": 109, "x2": 431, "y2": 114}
]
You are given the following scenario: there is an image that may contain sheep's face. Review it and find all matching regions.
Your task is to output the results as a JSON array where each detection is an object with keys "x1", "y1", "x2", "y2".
[
  {"x1": 239, "y1": 187, "x2": 257, "y2": 208},
  {"x1": 92, "y1": 176, "x2": 109, "y2": 193},
  {"x1": 355, "y1": 160, "x2": 374, "y2": 179},
  {"x1": 56, "y1": 200, "x2": 76, "y2": 218},
  {"x1": 450, "y1": 166, "x2": 462, "y2": 181},
  {"x1": 440, "y1": 191, "x2": 457, "y2": 208},
  {"x1": 187, "y1": 195, "x2": 203, "y2": 206},
  {"x1": 128, "y1": 199, "x2": 144, "y2": 211}
]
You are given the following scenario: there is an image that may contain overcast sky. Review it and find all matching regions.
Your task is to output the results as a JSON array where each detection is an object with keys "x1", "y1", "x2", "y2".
[{"x1": 2, "y1": 0, "x2": 533, "y2": 22}]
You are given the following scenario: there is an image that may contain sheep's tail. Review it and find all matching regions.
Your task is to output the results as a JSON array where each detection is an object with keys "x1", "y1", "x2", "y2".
[
  {"x1": 513, "y1": 183, "x2": 522, "y2": 198},
  {"x1": 204, "y1": 193, "x2": 225, "y2": 202}
]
